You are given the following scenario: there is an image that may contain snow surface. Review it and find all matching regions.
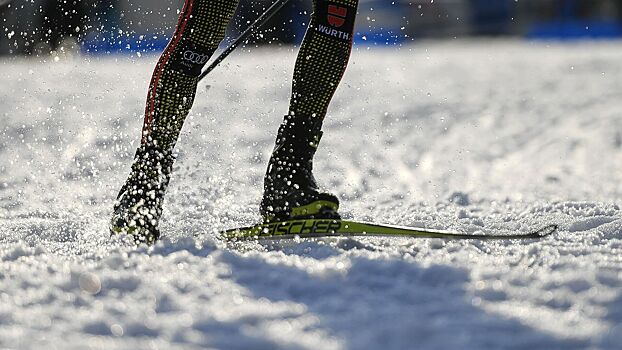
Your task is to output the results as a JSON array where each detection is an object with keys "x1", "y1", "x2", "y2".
[{"x1": 1, "y1": 40, "x2": 622, "y2": 349}]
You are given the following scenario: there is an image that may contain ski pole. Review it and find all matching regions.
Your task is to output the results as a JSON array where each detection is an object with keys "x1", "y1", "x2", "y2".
[{"x1": 198, "y1": 0, "x2": 292, "y2": 82}]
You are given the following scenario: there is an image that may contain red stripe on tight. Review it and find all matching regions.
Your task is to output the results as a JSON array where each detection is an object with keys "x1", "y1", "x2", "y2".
[{"x1": 141, "y1": 0, "x2": 195, "y2": 144}]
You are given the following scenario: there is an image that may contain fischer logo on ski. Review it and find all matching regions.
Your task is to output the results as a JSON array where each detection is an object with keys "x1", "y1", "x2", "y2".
[{"x1": 266, "y1": 219, "x2": 342, "y2": 236}]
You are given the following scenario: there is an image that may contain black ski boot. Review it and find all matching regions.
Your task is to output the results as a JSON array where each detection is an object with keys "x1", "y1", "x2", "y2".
[
  {"x1": 110, "y1": 142, "x2": 175, "y2": 244},
  {"x1": 260, "y1": 117, "x2": 340, "y2": 223}
]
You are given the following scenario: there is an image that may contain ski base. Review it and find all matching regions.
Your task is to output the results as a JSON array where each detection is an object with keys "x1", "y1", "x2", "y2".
[{"x1": 222, "y1": 219, "x2": 558, "y2": 241}]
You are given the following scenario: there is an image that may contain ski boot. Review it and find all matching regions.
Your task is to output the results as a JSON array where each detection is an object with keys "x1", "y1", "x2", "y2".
[
  {"x1": 110, "y1": 142, "x2": 174, "y2": 244},
  {"x1": 260, "y1": 117, "x2": 340, "y2": 223}
]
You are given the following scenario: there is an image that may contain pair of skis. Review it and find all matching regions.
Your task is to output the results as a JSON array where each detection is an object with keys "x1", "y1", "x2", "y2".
[{"x1": 222, "y1": 218, "x2": 558, "y2": 241}]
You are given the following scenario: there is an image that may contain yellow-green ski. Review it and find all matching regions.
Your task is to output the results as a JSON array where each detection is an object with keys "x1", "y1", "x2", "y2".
[{"x1": 222, "y1": 219, "x2": 557, "y2": 241}]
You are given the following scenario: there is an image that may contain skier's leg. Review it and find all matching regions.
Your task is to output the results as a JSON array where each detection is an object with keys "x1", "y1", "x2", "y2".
[
  {"x1": 288, "y1": 0, "x2": 358, "y2": 120},
  {"x1": 261, "y1": 0, "x2": 358, "y2": 222},
  {"x1": 143, "y1": 0, "x2": 239, "y2": 150},
  {"x1": 111, "y1": 0, "x2": 239, "y2": 243}
]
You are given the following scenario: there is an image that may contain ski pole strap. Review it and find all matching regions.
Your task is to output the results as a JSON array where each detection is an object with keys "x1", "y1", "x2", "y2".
[{"x1": 198, "y1": 0, "x2": 291, "y2": 82}]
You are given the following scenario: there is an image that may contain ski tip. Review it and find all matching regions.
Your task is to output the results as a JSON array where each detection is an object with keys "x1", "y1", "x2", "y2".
[{"x1": 533, "y1": 224, "x2": 558, "y2": 237}]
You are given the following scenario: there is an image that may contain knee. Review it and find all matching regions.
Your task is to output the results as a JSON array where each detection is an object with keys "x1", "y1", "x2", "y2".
[
  {"x1": 314, "y1": 0, "x2": 359, "y2": 10},
  {"x1": 164, "y1": 0, "x2": 239, "y2": 77},
  {"x1": 312, "y1": 0, "x2": 358, "y2": 41},
  {"x1": 313, "y1": 0, "x2": 358, "y2": 33},
  {"x1": 167, "y1": 39, "x2": 216, "y2": 77}
]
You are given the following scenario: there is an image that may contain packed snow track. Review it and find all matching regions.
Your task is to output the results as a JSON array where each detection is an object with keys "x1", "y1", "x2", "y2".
[{"x1": 1, "y1": 41, "x2": 622, "y2": 349}]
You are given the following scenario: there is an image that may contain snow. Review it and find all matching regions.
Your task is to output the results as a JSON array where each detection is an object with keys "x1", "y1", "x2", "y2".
[{"x1": 1, "y1": 40, "x2": 622, "y2": 349}]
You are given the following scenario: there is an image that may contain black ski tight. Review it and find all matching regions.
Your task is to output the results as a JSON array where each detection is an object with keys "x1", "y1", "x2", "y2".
[{"x1": 141, "y1": 0, "x2": 359, "y2": 151}]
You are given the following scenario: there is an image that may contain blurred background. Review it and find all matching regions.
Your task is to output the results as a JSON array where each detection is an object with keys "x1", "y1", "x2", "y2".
[{"x1": 1, "y1": 0, "x2": 622, "y2": 56}]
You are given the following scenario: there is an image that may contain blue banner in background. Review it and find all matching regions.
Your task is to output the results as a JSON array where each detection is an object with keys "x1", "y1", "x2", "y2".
[
  {"x1": 3, "y1": 0, "x2": 622, "y2": 56},
  {"x1": 81, "y1": 33, "x2": 170, "y2": 55},
  {"x1": 528, "y1": 21, "x2": 622, "y2": 40},
  {"x1": 527, "y1": 0, "x2": 622, "y2": 40}
]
